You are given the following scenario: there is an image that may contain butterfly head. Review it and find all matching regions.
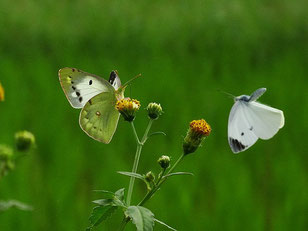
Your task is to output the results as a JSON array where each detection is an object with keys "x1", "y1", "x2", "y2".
[{"x1": 235, "y1": 95, "x2": 250, "y2": 102}]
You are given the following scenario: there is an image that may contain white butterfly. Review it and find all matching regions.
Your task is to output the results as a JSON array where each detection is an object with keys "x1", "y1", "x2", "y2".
[{"x1": 228, "y1": 88, "x2": 285, "y2": 153}]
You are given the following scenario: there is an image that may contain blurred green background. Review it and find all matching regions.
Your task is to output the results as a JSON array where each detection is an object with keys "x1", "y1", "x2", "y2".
[{"x1": 0, "y1": 0, "x2": 307, "y2": 230}]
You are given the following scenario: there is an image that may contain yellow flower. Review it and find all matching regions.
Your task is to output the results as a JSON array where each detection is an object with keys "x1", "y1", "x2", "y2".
[
  {"x1": 0, "y1": 82, "x2": 4, "y2": 101},
  {"x1": 189, "y1": 119, "x2": 211, "y2": 137},
  {"x1": 183, "y1": 119, "x2": 211, "y2": 155},
  {"x1": 116, "y1": 98, "x2": 141, "y2": 122}
]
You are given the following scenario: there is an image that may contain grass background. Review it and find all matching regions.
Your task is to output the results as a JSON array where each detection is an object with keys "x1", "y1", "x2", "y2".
[{"x1": 0, "y1": 0, "x2": 307, "y2": 230}]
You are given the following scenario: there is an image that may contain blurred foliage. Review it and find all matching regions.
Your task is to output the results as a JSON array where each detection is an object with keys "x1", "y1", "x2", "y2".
[{"x1": 0, "y1": 0, "x2": 307, "y2": 230}]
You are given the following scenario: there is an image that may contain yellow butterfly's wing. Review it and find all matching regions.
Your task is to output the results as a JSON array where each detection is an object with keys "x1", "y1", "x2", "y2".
[{"x1": 79, "y1": 91, "x2": 120, "y2": 143}]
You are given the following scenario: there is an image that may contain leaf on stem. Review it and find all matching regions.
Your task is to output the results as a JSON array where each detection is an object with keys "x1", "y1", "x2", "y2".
[
  {"x1": 92, "y1": 198, "x2": 114, "y2": 206},
  {"x1": 148, "y1": 131, "x2": 166, "y2": 138},
  {"x1": 87, "y1": 205, "x2": 117, "y2": 230},
  {"x1": 118, "y1": 171, "x2": 145, "y2": 181},
  {"x1": 125, "y1": 206, "x2": 155, "y2": 231},
  {"x1": 115, "y1": 188, "x2": 125, "y2": 201},
  {"x1": 92, "y1": 189, "x2": 115, "y2": 196},
  {"x1": 163, "y1": 172, "x2": 194, "y2": 178},
  {"x1": 154, "y1": 218, "x2": 177, "y2": 231}
]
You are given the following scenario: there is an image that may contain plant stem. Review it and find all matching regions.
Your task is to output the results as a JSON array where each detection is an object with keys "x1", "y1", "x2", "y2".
[
  {"x1": 126, "y1": 120, "x2": 153, "y2": 206},
  {"x1": 118, "y1": 217, "x2": 129, "y2": 231},
  {"x1": 141, "y1": 119, "x2": 153, "y2": 145},
  {"x1": 126, "y1": 143, "x2": 142, "y2": 206},
  {"x1": 130, "y1": 121, "x2": 140, "y2": 144},
  {"x1": 138, "y1": 153, "x2": 185, "y2": 206}
]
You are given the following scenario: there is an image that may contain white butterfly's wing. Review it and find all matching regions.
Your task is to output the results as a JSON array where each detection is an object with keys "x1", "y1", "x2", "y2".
[
  {"x1": 228, "y1": 101, "x2": 258, "y2": 153},
  {"x1": 108, "y1": 71, "x2": 122, "y2": 90},
  {"x1": 245, "y1": 101, "x2": 284, "y2": 140},
  {"x1": 249, "y1": 88, "x2": 266, "y2": 101},
  {"x1": 59, "y1": 67, "x2": 114, "y2": 108}
]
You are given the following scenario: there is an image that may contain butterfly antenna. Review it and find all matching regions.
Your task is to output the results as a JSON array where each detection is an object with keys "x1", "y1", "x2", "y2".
[
  {"x1": 123, "y1": 73, "x2": 142, "y2": 88},
  {"x1": 217, "y1": 89, "x2": 235, "y2": 99}
]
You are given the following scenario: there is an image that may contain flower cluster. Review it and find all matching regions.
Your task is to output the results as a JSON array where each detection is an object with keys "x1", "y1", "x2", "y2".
[
  {"x1": 116, "y1": 98, "x2": 141, "y2": 122},
  {"x1": 0, "y1": 131, "x2": 35, "y2": 178},
  {"x1": 183, "y1": 119, "x2": 211, "y2": 155}
]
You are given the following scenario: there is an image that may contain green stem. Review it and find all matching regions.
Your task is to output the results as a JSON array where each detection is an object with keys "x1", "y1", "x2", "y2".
[
  {"x1": 141, "y1": 119, "x2": 153, "y2": 145},
  {"x1": 126, "y1": 120, "x2": 153, "y2": 206},
  {"x1": 138, "y1": 153, "x2": 185, "y2": 206},
  {"x1": 130, "y1": 121, "x2": 140, "y2": 144},
  {"x1": 126, "y1": 144, "x2": 142, "y2": 206},
  {"x1": 118, "y1": 217, "x2": 129, "y2": 231}
]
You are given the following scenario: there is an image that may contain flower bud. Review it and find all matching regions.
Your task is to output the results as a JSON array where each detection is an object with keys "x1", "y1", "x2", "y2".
[
  {"x1": 183, "y1": 119, "x2": 211, "y2": 155},
  {"x1": 145, "y1": 171, "x2": 155, "y2": 183},
  {"x1": 116, "y1": 98, "x2": 141, "y2": 122},
  {"x1": 15, "y1": 131, "x2": 35, "y2": 152},
  {"x1": 157, "y1": 155, "x2": 170, "y2": 169},
  {"x1": 146, "y1": 102, "x2": 163, "y2": 120},
  {"x1": 0, "y1": 144, "x2": 13, "y2": 162},
  {"x1": 0, "y1": 82, "x2": 4, "y2": 101}
]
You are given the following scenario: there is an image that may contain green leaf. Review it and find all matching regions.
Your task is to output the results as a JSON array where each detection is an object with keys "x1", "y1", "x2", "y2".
[
  {"x1": 154, "y1": 218, "x2": 177, "y2": 231},
  {"x1": 92, "y1": 190, "x2": 115, "y2": 196},
  {"x1": 87, "y1": 205, "x2": 117, "y2": 230},
  {"x1": 125, "y1": 206, "x2": 155, "y2": 231},
  {"x1": 115, "y1": 188, "x2": 125, "y2": 201},
  {"x1": 148, "y1": 131, "x2": 166, "y2": 137},
  {"x1": 0, "y1": 200, "x2": 33, "y2": 212},
  {"x1": 92, "y1": 198, "x2": 113, "y2": 206},
  {"x1": 117, "y1": 171, "x2": 145, "y2": 180},
  {"x1": 113, "y1": 188, "x2": 126, "y2": 207},
  {"x1": 163, "y1": 172, "x2": 194, "y2": 178}
]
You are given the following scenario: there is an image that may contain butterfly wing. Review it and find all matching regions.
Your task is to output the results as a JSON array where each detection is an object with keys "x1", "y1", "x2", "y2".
[
  {"x1": 59, "y1": 67, "x2": 114, "y2": 108},
  {"x1": 228, "y1": 101, "x2": 258, "y2": 153},
  {"x1": 108, "y1": 71, "x2": 122, "y2": 90},
  {"x1": 79, "y1": 91, "x2": 120, "y2": 143},
  {"x1": 245, "y1": 101, "x2": 284, "y2": 140}
]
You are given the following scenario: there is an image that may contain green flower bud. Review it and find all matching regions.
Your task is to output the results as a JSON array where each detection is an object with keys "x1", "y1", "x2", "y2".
[
  {"x1": 15, "y1": 131, "x2": 35, "y2": 152},
  {"x1": 183, "y1": 119, "x2": 211, "y2": 155},
  {"x1": 145, "y1": 171, "x2": 155, "y2": 183},
  {"x1": 146, "y1": 102, "x2": 163, "y2": 120},
  {"x1": 157, "y1": 155, "x2": 170, "y2": 169},
  {"x1": 0, "y1": 144, "x2": 13, "y2": 161},
  {"x1": 116, "y1": 98, "x2": 141, "y2": 122}
]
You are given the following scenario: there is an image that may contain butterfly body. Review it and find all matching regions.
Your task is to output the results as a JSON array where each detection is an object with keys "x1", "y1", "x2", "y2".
[
  {"x1": 228, "y1": 88, "x2": 284, "y2": 153},
  {"x1": 59, "y1": 68, "x2": 126, "y2": 143}
]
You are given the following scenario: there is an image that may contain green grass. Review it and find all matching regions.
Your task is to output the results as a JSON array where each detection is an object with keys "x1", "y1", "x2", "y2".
[{"x1": 0, "y1": 0, "x2": 307, "y2": 230}]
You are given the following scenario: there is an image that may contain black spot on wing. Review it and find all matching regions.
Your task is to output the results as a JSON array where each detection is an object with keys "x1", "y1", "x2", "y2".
[
  {"x1": 229, "y1": 137, "x2": 247, "y2": 153},
  {"x1": 79, "y1": 97, "x2": 83, "y2": 102},
  {"x1": 241, "y1": 132, "x2": 244, "y2": 136},
  {"x1": 72, "y1": 86, "x2": 76, "y2": 90},
  {"x1": 76, "y1": 92, "x2": 80, "y2": 97},
  {"x1": 89, "y1": 80, "x2": 92, "y2": 85},
  {"x1": 109, "y1": 71, "x2": 117, "y2": 85},
  {"x1": 250, "y1": 126, "x2": 253, "y2": 131}
]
